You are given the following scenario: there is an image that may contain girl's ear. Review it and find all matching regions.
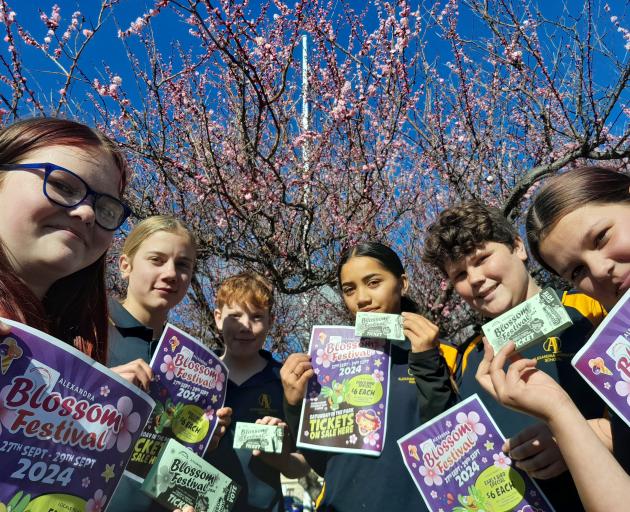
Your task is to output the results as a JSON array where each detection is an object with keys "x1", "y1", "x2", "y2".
[
  {"x1": 119, "y1": 254, "x2": 132, "y2": 279},
  {"x1": 213, "y1": 308, "x2": 224, "y2": 331},
  {"x1": 400, "y1": 273, "x2": 409, "y2": 295},
  {"x1": 514, "y1": 236, "x2": 528, "y2": 262}
]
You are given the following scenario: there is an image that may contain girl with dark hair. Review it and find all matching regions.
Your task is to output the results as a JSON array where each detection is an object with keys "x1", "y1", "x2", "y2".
[
  {"x1": 280, "y1": 241, "x2": 455, "y2": 512},
  {"x1": 0, "y1": 117, "x2": 129, "y2": 362},
  {"x1": 477, "y1": 166, "x2": 630, "y2": 511}
]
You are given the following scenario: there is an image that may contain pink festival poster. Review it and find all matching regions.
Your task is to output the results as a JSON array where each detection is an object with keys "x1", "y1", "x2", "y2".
[
  {"x1": 297, "y1": 325, "x2": 391, "y2": 457},
  {"x1": 125, "y1": 323, "x2": 228, "y2": 481},
  {"x1": 572, "y1": 287, "x2": 630, "y2": 428},
  {"x1": 0, "y1": 318, "x2": 154, "y2": 512},
  {"x1": 398, "y1": 395, "x2": 554, "y2": 512}
]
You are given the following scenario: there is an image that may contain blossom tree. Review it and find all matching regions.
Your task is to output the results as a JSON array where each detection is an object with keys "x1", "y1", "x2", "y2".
[{"x1": 0, "y1": 0, "x2": 628, "y2": 345}]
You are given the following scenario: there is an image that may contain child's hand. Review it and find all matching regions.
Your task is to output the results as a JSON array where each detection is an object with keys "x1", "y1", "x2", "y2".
[
  {"x1": 475, "y1": 338, "x2": 522, "y2": 397},
  {"x1": 252, "y1": 416, "x2": 289, "y2": 457},
  {"x1": 401, "y1": 312, "x2": 439, "y2": 352},
  {"x1": 477, "y1": 341, "x2": 572, "y2": 422},
  {"x1": 110, "y1": 359, "x2": 153, "y2": 391},
  {"x1": 208, "y1": 407, "x2": 232, "y2": 451},
  {"x1": 0, "y1": 320, "x2": 11, "y2": 337},
  {"x1": 504, "y1": 423, "x2": 567, "y2": 479},
  {"x1": 280, "y1": 354, "x2": 314, "y2": 406}
]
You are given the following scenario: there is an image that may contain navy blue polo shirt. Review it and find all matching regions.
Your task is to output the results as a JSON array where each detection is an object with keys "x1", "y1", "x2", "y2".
[
  {"x1": 441, "y1": 289, "x2": 607, "y2": 512},
  {"x1": 107, "y1": 298, "x2": 159, "y2": 367},
  {"x1": 106, "y1": 298, "x2": 161, "y2": 512},
  {"x1": 205, "y1": 350, "x2": 286, "y2": 512}
]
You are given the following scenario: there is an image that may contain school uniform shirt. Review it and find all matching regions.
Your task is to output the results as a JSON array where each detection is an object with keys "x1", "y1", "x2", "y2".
[
  {"x1": 284, "y1": 344, "x2": 456, "y2": 512},
  {"x1": 107, "y1": 298, "x2": 160, "y2": 367},
  {"x1": 106, "y1": 298, "x2": 161, "y2": 512},
  {"x1": 204, "y1": 350, "x2": 288, "y2": 512},
  {"x1": 416, "y1": 288, "x2": 607, "y2": 512}
]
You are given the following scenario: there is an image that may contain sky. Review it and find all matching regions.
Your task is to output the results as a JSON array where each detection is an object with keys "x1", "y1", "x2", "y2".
[{"x1": 7, "y1": 0, "x2": 628, "y2": 117}]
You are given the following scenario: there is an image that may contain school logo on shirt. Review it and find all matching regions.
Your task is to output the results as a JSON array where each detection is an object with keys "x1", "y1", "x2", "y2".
[
  {"x1": 543, "y1": 337, "x2": 560, "y2": 354},
  {"x1": 259, "y1": 393, "x2": 272, "y2": 410}
]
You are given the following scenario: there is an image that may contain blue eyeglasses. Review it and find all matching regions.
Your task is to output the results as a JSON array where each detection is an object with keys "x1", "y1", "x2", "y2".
[{"x1": 0, "y1": 162, "x2": 132, "y2": 230}]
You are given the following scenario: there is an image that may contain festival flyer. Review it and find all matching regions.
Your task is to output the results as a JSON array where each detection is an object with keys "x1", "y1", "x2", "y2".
[
  {"x1": 398, "y1": 395, "x2": 554, "y2": 512},
  {"x1": 572, "y1": 287, "x2": 630, "y2": 428},
  {"x1": 0, "y1": 317, "x2": 155, "y2": 512},
  {"x1": 296, "y1": 325, "x2": 391, "y2": 456},
  {"x1": 125, "y1": 323, "x2": 228, "y2": 481},
  {"x1": 142, "y1": 438, "x2": 240, "y2": 512}
]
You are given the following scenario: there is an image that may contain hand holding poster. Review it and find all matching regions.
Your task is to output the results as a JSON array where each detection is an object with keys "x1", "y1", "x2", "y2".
[
  {"x1": 572, "y1": 288, "x2": 630, "y2": 428},
  {"x1": 0, "y1": 318, "x2": 154, "y2": 512},
  {"x1": 142, "y1": 438, "x2": 240, "y2": 512},
  {"x1": 125, "y1": 324, "x2": 228, "y2": 481},
  {"x1": 296, "y1": 326, "x2": 391, "y2": 456},
  {"x1": 398, "y1": 395, "x2": 554, "y2": 512}
]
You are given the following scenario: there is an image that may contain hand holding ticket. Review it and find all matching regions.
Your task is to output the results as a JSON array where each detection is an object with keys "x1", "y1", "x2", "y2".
[
  {"x1": 233, "y1": 422, "x2": 284, "y2": 454},
  {"x1": 482, "y1": 287, "x2": 573, "y2": 353},
  {"x1": 355, "y1": 312, "x2": 405, "y2": 341}
]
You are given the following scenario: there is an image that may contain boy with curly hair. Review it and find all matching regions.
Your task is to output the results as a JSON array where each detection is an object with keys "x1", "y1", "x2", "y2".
[{"x1": 421, "y1": 201, "x2": 607, "y2": 511}]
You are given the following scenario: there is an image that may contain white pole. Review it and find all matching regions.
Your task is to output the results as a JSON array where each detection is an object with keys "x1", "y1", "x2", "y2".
[{"x1": 302, "y1": 34, "x2": 309, "y2": 173}]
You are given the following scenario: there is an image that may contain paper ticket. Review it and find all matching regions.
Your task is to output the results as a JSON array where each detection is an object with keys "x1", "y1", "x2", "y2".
[
  {"x1": 355, "y1": 312, "x2": 405, "y2": 341},
  {"x1": 482, "y1": 288, "x2": 573, "y2": 353},
  {"x1": 142, "y1": 438, "x2": 240, "y2": 512},
  {"x1": 233, "y1": 422, "x2": 284, "y2": 453}
]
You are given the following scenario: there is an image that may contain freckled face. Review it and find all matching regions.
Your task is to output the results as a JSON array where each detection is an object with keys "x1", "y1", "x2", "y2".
[
  {"x1": 538, "y1": 203, "x2": 630, "y2": 310},
  {"x1": 339, "y1": 256, "x2": 408, "y2": 316}
]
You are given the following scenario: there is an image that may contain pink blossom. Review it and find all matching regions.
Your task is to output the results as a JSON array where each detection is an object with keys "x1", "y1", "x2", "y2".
[
  {"x1": 214, "y1": 364, "x2": 225, "y2": 390},
  {"x1": 107, "y1": 396, "x2": 141, "y2": 453},
  {"x1": 493, "y1": 452, "x2": 511, "y2": 469},
  {"x1": 160, "y1": 354, "x2": 176, "y2": 380},
  {"x1": 0, "y1": 385, "x2": 18, "y2": 433},
  {"x1": 418, "y1": 464, "x2": 443, "y2": 486},
  {"x1": 372, "y1": 369, "x2": 384, "y2": 382},
  {"x1": 316, "y1": 348, "x2": 331, "y2": 368},
  {"x1": 86, "y1": 489, "x2": 107, "y2": 512},
  {"x1": 455, "y1": 410, "x2": 486, "y2": 440},
  {"x1": 83, "y1": 29, "x2": 93, "y2": 37},
  {"x1": 615, "y1": 379, "x2": 630, "y2": 406}
]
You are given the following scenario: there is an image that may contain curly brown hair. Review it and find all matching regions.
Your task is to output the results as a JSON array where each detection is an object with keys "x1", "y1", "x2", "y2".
[{"x1": 422, "y1": 201, "x2": 519, "y2": 274}]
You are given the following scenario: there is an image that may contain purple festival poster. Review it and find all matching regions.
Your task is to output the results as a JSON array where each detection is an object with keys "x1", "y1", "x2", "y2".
[
  {"x1": 398, "y1": 394, "x2": 554, "y2": 512},
  {"x1": 125, "y1": 323, "x2": 228, "y2": 481},
  {"x1": 296, "y1": 325, "x2": 391, "y2": 457},
  {"x1": 0, "y1": 318, "x2": 154, "y2": 512},
  {"x1": 572, "y1": 288, "x2": 630, "y2": 428}
]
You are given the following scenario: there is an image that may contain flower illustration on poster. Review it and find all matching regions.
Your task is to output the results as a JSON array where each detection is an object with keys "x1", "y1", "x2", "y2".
[
  {"x1": 99, "y1": 385, "x2": 110, "y2": 397},
  {"x1": 615, "y1": 377, "x2": 630, "y2": 406},
  {"x1": 418, "y1": 464, "x2": 443, "y2": 486},
  {"x1": 160, "y1": 354, "x2": 176, "y2": 380},
  {"x1": 372, "y1": 369, "x2": 384, "y2": 382},
  {"x1": 316, "y1": 348, "x2": 331, "y2": 368},
  {"x1": 0, "y1": 385, "x2": 18, "y2": 434},
  {"x1": 204, "y1": 406, "x2": 215, "y2": 422},
  {"x1": 493, "y1": 452, "x2": 511, "y2": 469},
  {"x1": 214, "y1": 365, "x2": 226, "y2": 390},
  {"x1": 86, "y1": 489, "x2": 108, "y2": 512},
  {"x1": 107, "y1": 396, "x2": 141, "y2": 452},
  {"x1": 455, "y1": 410, "x2": 486, "y2": 441}
]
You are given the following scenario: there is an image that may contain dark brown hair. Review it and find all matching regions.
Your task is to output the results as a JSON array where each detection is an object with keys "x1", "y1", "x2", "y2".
[
  {"x1": 423, "y1": 201, "x2": 519, "y2": 274},
  {"x1": 337, "y1": 242, "x2": 418, "y2": 313},
  {"x1": 0, "y1": 117, "x2": 129, "y2": 363},
  {"x1": 526, "y1": 166, "x2": 630, "y2": 273}
]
